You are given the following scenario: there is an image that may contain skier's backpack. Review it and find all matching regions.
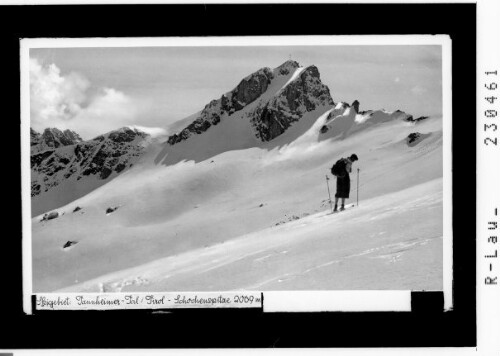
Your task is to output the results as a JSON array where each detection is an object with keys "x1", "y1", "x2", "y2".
[{"x1": 331, "y1": 158, "x2": 346, "y2": 177}]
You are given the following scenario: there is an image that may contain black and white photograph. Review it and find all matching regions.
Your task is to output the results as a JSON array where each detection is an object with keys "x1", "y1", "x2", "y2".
[
  {"x1": 0, "y1": 0, "x2": 492, "y2": 352},
  {"x1": 23, "y1": 36, "x2": 452, "y2": 304}
]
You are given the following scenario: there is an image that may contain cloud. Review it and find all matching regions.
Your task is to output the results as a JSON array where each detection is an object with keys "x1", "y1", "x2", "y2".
[
  {"x1": 410, "y1": 85, "x2": 427, "y2": 95},
  {"x1": 30, "y1": 58, "x2": 90, "y2": 123},
  {"x1": 128, "y1": 125, "x2": 168, "y2": 138},
  {"x1": 30, "y1": 58, "x2": 140, "y2": 140}
]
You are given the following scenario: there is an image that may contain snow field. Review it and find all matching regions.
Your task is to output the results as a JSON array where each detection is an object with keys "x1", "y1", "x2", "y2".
[
  {"x1": 57, "y1": 178, "x2": 443, "y2": 292},
  {"x1": 32, "y1": 114, "x2": 443, "y2": 292}
]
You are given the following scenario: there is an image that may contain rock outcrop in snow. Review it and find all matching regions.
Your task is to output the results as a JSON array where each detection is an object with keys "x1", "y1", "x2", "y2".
[
  {"x1": 31, "y1": 128, "x2": 83, "y2": 154},
  {"x1": 41, "y1": 211, "x2": 59, "y2": 221},
  {"x1": 31, "y1": 127, "x2": 149, "y2": 198},
  {"x1": 406, "y1": 115, "x2": 429, "y2": 123},
  {"x1": 63, "y1": 241, "x2": 78, "y2": 249},
  {"x1": 351, "y1": 100, "x2": 360, "y2": 114},
  {"x1": 406, "y1": 132, "x2": 431, "y2": 147}
]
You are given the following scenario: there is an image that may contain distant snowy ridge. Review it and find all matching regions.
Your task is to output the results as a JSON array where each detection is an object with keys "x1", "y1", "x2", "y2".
[
  {"x1": 319, "y1": 100, "x2": 414, "y2": 140},
  {"x1": 162, "y1": 59, "x2": 416, "y2": 157}
]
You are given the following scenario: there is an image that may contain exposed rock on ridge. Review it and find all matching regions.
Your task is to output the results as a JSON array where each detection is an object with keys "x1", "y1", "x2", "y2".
[
  {"x1": 31, "y1": 127, "x2": 149, "y2": 197},
  {"x1": 319, "y1": 100, "x2": 414, "y2": 139},
  {"x1": 31, "y1": 128, "x2": 83, "y2": 154},
  {"x1": 250, "y1": 65, "x2": 334, "y2": 141}
]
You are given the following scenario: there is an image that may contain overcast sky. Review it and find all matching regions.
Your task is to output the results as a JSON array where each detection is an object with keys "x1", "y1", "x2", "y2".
[{"x1": 30, "y1": 45, "x2": 442, "y2": 140}]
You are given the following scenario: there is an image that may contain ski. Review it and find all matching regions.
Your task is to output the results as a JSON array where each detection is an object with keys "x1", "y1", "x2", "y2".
[{"x1": 327, "y1": 203, "x2": 355, "y2": 215}]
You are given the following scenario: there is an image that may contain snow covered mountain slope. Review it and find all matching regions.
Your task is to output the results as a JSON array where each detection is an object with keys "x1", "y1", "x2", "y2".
[
  {"x1": 58, "y1": 178, "x2": 443, "y2": 293},
  {"x1": 32, "y1": 107, "x2": 443, "y2": 293},
  {"x1": 31, "y1": 127, "x2": 155, "y2": 216}
]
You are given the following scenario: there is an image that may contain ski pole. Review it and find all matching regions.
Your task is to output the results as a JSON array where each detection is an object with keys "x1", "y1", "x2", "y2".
[
  {"x1": 357, "y1": 168, "x2": 360, "y2": 206},
  {"x1": 325, "y1": 175, "x2": 333, "y2": 213}
]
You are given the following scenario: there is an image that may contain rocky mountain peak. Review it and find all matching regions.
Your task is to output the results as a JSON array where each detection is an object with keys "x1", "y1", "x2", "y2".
[
  {"x1": 276, "y1": 65, "x2": 333, "y2": 111},
  {"x1": 31, "y1": 127, "x2": 83, "y2": 154},
  {"x1": 250, "y1": 65, "x2": 334, "y2": 142},
  {"x1": 167, "y1": 61, "x2": 334, "y2": 145},
  {"x1": 275, "y1": 60, "x2": 300, "y2": 75},
  {"x1": 42, "y1": 128, "x2": 83, "y2": 147}
]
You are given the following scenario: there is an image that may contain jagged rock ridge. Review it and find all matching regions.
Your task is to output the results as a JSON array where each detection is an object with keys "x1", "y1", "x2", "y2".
[
  {"x1": 31, "y1": 127, "x2": 149, "y2": 197},
  {"x1": 31, "y1": 128, "x2": 83, "y2": 154}
]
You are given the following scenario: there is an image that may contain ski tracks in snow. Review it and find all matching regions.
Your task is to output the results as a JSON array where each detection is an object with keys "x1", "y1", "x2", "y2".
[
  {"x1": 246, "y1": 236, "x2": 441, "y2": 290},
  {"x1": 58, "y1": 178, "x2": 443, "y2": 293}
]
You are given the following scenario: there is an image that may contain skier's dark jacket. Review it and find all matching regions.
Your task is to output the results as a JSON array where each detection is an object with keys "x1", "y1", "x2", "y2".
[{"x1": 335, "y1": 158, "x2": 353, "y2": 199}]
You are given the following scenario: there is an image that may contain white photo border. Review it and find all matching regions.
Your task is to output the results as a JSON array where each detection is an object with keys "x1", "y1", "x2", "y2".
[{"x1": 21, "y1": 34, "x2": 453, "y2": 315}]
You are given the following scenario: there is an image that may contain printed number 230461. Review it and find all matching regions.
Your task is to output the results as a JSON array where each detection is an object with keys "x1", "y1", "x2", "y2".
[{"x1": 484, "y1": 70, "x2": 498, "y2": 146}]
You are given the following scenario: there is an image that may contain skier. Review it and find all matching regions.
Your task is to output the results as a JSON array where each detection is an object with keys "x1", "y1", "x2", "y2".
[{"x1": 331, "y1": 153, "x2": 359, "y2": 212}]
